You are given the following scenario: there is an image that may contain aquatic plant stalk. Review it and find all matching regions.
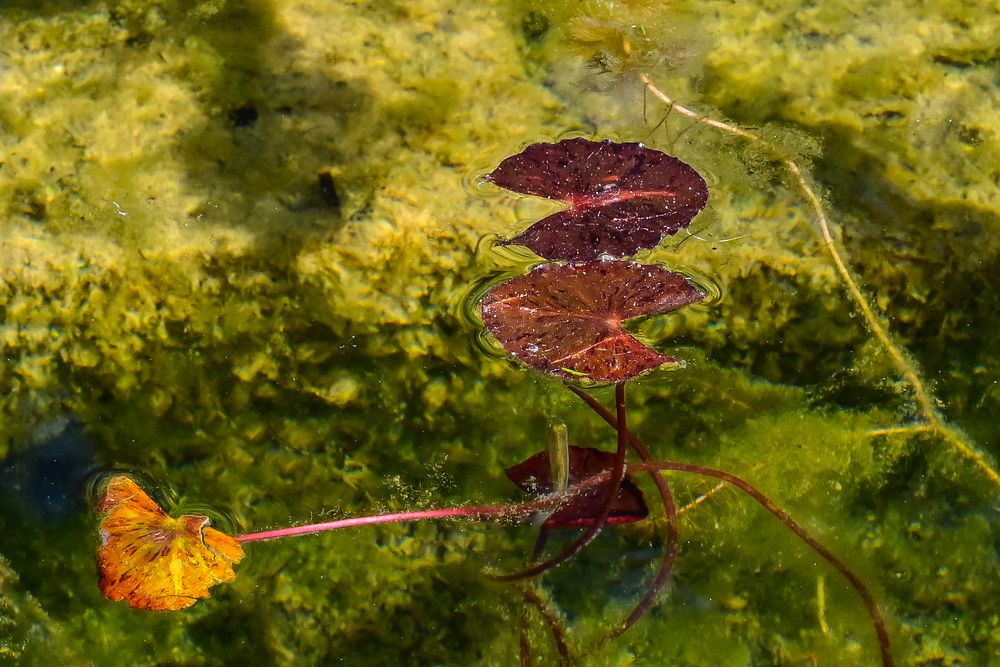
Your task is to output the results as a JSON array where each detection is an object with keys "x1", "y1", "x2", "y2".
[
  {"x1": 580, "y1": 393, "x2": 894, "y2": 667},
  {"x1": 527, "y1": 421, "x2": 572, "y2": 560},
  {"x1": 643, "y1": 460, "x2": 894, "y2": 667},
  {"x1": 517, "y1": 585, "x2": 572, "y2": 667},
  {"x1": 567, "y1": 384, "x2": 679, "y2": 635},
  {"x1": 236, "y1": 483, "x2": 602, "y2": 543},
  {"x1": 640, "y1": 73, "x2": 1000, "y2": 491},
  {"x1": 238, "y1": 507, "x2": 509, "y2": 543}
]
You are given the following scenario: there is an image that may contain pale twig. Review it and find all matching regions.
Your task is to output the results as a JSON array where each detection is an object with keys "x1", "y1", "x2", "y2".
[
  {"x1": 639, "y1": 73, "x2": 1000, "y2": 490},
  {"x1": 817, "y1": 575, "x2": 831, "y2": 636},
  {"x1": 867, "y1": 424, "x2": 934, "y2": 438},
  {"x1": 677, "y1": 481, "x2": 727, "y2": 515}
]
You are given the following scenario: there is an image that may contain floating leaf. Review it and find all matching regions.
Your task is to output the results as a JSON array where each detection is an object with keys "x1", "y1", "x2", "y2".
[
  {"x1": 481, "y1": 260, "x2": 704, "y2": 382},
  {"x1": 95, "y1": 475, "x2": 244, "y2": 611},
  {"x1": 506, "y1": 446, "x2": 648, "y2": 528},
  {"x1": 486, "y1": 138, "x2": 708, "y2": 261}
]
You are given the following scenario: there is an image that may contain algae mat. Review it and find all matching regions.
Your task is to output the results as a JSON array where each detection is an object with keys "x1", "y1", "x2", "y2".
[{"x1": 1, "y1": 1, "x2": 998, "y2": 665}]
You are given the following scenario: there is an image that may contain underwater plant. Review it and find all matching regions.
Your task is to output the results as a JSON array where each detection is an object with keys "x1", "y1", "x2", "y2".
[
  {"x1": 92, "y1": 137, "x2": 894, "y2": 665},
  {"x1": 477, "y1": 138, "x2": 893, "y2": 662},
  {"x1": 635, "y1": 74, "x2": 1000, "y2": 492}
]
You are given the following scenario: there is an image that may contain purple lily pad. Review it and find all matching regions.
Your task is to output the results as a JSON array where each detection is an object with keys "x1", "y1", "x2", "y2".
[
  {"x1": 480, "y1": 260, "x2": 704, "y2": 382},
  {"x1": 485, "y1": 138, "x2": 708, "y2": 261}
]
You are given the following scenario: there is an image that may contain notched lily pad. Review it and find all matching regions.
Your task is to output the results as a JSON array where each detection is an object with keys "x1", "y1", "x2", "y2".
[
  {"x1": 95, "y1": 475, "x2": 244, "y2": 611},
  {"x1": 506, "y1": 445, "x2": 648, "y2": 528},
  {"x1": 485, "y1": 138, "x2": 708, "y2": 261},
  {"x1": 481, "y1": 260, "x2": 704, "y2": 382}
]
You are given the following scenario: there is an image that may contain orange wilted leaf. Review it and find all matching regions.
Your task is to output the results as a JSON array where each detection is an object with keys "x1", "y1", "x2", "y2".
[{"x1": 95, "y1": 474, "x2": 244, "y2": 611}]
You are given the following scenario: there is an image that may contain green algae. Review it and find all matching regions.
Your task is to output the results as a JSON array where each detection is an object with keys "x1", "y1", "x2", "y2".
[
  {"x1": 0, "y1": 556, "x2": 87, "y2": 666},
  {"x1": 1, "y1": 0, "x2": 998, "y2": 664}
]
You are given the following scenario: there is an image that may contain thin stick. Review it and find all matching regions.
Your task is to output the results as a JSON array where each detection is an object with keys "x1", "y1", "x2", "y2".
[
  {"x1": 640, "y1": 72, "x2": 1000, "y2": 491},
  {"x1": 817, "y1": 575, "x2": 831, "y2": 636},
  {"x1": 677, "y1": 481, "x2": 727, "y2": 515},
  {"x1": 567, "y1": 384, "x2": 680, "y2": 635},
  {"x1": 492, "y1": 383, "x2": 630, "y2": 581},
  {"x1": 867, "y1": 424, "x2": 933, "y2": 438}
]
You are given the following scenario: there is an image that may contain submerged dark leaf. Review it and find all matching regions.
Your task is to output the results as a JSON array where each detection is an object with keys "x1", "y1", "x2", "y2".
[
  {"x1": 506, "y1": 446, "x2": 648, "y2": 528},
  {"x1": 481, "y1": 260, "x2": 704, "y2": 382},
  {"x1": 486, "y1": 138, "x2": 708, "y2": 261}
]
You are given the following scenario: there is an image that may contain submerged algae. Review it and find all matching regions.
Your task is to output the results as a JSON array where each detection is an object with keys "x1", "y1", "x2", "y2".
[
  {"x1": 0, "y1": 0, "x2": 573, "y2": 663},
  {"x1": 688, "y1": 0, "x2": 1000, "y2": 430},
  {"x1": 1, "y1": 0, "x2": 998, "y2": 664}
]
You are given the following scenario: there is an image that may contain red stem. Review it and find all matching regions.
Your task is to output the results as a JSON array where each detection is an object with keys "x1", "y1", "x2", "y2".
[
  {"x1": 637, "y1": 461, "x2": 894, "y2": 667},
  {"x1": 239, "y1": 507, "x2": 504, "y2": 543},
  {"x1": 518, "y1": 585, "x2": 572, "y2": 667},
  {"x1": 576, "y1": 394, "x2": 894, "y2": 667},
  {"x1": 567, "y1": 384, "x2": 680, "y2": 636}
]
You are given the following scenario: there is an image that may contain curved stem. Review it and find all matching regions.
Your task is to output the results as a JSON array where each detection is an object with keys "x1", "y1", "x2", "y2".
[
  {"x1": 617, "y1": 471, "x2": 678, "y2": 635},
  {"x1": 491, "y1": 383, "x2": 630, "y2": 582},
  {"x1": 567, "y1": 385, "x2": 680, "y2": 635},
  {"x1": 642, "y1": 461, "x2": 895, "y2": 667},
  {"x1": 579, "y1": 395, "x2": 894, "y2": 667}
]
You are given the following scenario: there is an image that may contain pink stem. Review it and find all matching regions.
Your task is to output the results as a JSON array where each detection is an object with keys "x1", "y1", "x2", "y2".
[
  {"x1": 239, "y1": 506, "x2": 503, "y2": 543},
  {"x1": 630, "y1": 459, "x2": 895, "y2": 667},
  {"x1": 237, "y1": 474, "x2": 613, "y2": 544}
]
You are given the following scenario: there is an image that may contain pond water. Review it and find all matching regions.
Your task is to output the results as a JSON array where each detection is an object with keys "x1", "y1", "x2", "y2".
[{"x1": 1, "y1": 1, "x2": 998, "y2": 665}]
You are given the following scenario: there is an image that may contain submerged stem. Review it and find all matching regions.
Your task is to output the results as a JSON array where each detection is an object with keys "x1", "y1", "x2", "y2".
[
  {"x1": 518, "y1": 585, "x2": 572, "y2": 667},
  {"x1": 641, "y1": 460, "x2": 895, "y2": 667},
  {"x1": 567, "y1": 384, "x2": 680, "y2": 636},
  {"x1": 238, "y1": 506, "x2": 507, "y2": 543},
  {"x1": 236, "y1": 476, "x2": 608, "y2": 544},
  {"x1": 578, "y1": 391, "x2": 894, "y2": 667}
]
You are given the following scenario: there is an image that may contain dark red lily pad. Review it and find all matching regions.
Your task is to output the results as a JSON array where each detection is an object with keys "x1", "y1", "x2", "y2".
[
  {"x1": 480, "y1": 260, "x2": 704, "y2": 382},
  {"x1": 506, "y1": 445, "x2": 648, "y2": 528},
  {"x1": 485, "y1": 138, "x2": 708, "y2": 261}
]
